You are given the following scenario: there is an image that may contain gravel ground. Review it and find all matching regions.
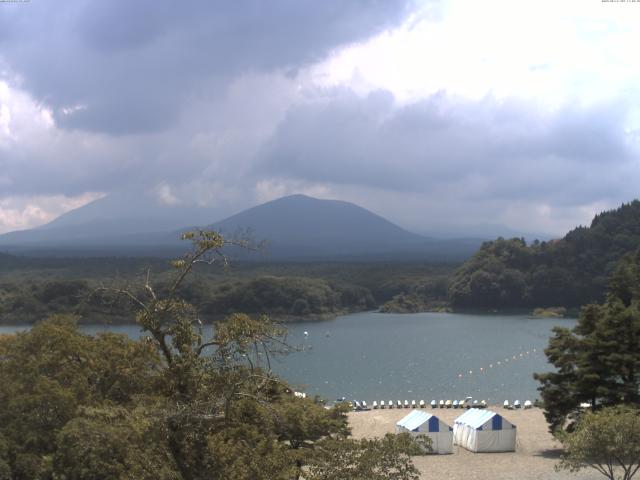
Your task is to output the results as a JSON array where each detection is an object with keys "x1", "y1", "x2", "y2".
[{"x1": 347, "y1": 406, "x2": 602, "y2": 480}]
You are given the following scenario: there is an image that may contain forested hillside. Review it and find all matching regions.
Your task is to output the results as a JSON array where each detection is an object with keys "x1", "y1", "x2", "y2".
[
  {"x1": 448, "y1": 200, "x2": 640, "y2": 309},
  {"x1": 0, "y1": 259, "x2": 453, "y2": 324}
]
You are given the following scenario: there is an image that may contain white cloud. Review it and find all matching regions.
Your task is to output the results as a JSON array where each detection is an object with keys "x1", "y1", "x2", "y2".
[
  {"x1": 0, "y1": 0, "x2": 639, "y2": 238},
  {"x1": 0, "y1": 192, "x2": 103, "y2": 234},
  {"x1": 315, "y1": 0, "x2": 640, "y2": 120}
]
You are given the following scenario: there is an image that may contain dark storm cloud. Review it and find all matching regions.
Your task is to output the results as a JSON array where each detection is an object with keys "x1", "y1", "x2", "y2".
[
  {"x1": 0, "y1": 0, "x2": 414, "y2": 134},
  {"x1": 257, "y1": 89, "x2": 638, "y2": 205}
]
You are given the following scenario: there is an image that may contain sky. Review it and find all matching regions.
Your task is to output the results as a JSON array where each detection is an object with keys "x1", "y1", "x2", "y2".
[{"x1": 0, "y1": 0, "x2": 639, "y2": 236}]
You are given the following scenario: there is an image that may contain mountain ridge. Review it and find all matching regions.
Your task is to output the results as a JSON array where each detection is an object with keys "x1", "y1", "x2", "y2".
[{"x1": 0, "y1": 193, "x2": 482, "y2": 261}]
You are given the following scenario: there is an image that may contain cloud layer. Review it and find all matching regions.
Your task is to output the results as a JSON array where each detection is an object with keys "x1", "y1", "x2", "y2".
[
  {"x1": 0, "y1": 0, "x2": 412, "y2": 134},
  {"x1": 0, "y1": 0, "x2": 638, "y2": 237},
  {"x1": 259, "y1": 90, "x2": 637, "y2": 202}
]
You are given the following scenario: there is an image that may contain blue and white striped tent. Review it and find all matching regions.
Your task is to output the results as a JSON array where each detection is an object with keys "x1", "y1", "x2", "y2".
[
  {"x1": 396, "y1": 409, "x2": 453, "y2": 454},
  {"x1": 453, "y1": 409, "x2": 516, "y2": 452}
]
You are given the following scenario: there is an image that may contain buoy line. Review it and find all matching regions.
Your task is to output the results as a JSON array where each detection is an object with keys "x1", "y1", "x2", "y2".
[{"x1": 456, "y1": 348, "x2": 539, "y2": 380}]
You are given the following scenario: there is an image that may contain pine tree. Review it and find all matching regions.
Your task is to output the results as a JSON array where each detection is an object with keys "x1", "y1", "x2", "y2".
[{"x1": 535, "y1": 249, "x2": 640, "y2": 433}]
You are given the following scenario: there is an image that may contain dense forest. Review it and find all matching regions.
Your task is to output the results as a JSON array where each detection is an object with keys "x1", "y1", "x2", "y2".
[
  {"x1": 449, "y1": 200, "x2": 640, "y2": 309},
  {"x1": 0, "y1": 255, "x2": 454, "y2": 324}
]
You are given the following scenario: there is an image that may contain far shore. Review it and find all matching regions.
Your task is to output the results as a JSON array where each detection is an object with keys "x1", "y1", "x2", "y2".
[{"x1": 347, "y1": 406, "x2": 600, "y2": 480}]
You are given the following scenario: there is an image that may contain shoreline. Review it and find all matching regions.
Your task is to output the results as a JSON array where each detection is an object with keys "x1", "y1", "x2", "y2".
[{"x1": 347, "y1": 406, "x2": 600, "y2": 480}]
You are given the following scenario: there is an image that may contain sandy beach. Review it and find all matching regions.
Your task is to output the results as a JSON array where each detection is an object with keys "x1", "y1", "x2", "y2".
[{"x1": 348, "y1": 406, "x2": 601, "y2": 480}]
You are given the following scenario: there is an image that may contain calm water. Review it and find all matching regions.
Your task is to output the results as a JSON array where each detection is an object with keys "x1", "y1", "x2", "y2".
[{"x1": 0, "y1": 312, "x2": 574, "y2": 404}]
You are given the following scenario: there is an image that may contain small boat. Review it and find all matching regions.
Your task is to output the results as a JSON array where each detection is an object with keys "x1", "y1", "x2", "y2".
[
  {"x1": 524, "y1": 400, "x2": 532, "y2": 409},
  {"x1": 362, "y1": 401, "x2": 368, "y2": 409},
  {"x1": 514, "y1": 400, "x2": 521, "y2": 409},
  {"x1": 397, "y1": 400, "x2": 402, "y2": 409},
  {"x1": 430, "y1": 400, "x2": 437, "y2": 408},
  {"x1": 404, "y1": 400, "x2": 409, "y2": 408},
  {"x1": 472, "y1": 400, "x2": 479, "y2": 407},
  {"x1": 439, "y1": 400, "x2": 445, "y2": 408},
  {"x1": 445, "y1": 400, "x2": 452, "y2": 408},
  {"x1": 411, "y1": 400, "x2": 416, "y2": 408},
  {"x1": 503, "y1": 400, "x2": 510, "y2": 408},
  {"x1": 354, "y1": 400, "x2": 362, "y2": 410},
  {"x1": 373, "y1": 401, "x2": 378, "y2": 409},
  {"x1": 380, "y1": 400, "x2": 385, "y2": 409},
  {"x1": 480, "y1": 400, "x2": 487, "y2": 408},
  {"x1": 459, "y1": 400, "x2": 465, "y2": 408},
  {"x1": 390, "y1": 400, "x2": 394, "y2": 409},
  {"x1": 453, "y1": 400, "x2": 459, "y2": 408},
  {"x1": 419, "y1": 400, "x2": 425, "y2": 408},
  {"x1": 337, "y1": 396, "x2": 346, "y2": 403}
]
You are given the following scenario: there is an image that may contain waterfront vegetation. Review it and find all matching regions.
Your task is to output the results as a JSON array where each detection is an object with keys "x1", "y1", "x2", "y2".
[
  {"x1": 0, "y1": 255, "x2": 453, "y2": 324},
  {"x1": 449, "y1": 201, "x2": 640, "y2": 310},
  {"x1": 530, "y1": 307, "x2": 567, "y2": 318},
  {"x1": 0, "y1": 232, "x2": 428, "y2": 479},
  {"x1": 534, "y1": 249, "x2": 640, "y2": 431}
]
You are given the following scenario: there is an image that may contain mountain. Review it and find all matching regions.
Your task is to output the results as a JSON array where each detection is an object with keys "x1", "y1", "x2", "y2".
[
  {"x1": 208, "y1": 194, "x2": 424, "y2": 256},
  {"x1": 0, "y1": 194, "x2": 482, "y2": 261},
  {"x1": 0, "y1": 191, "x2": 230, "y2": 253},
  {"x1": 448, "y1": 200, "x2": 640, "y2": 309},
  {"x1": 198, "y1": 194, "x2": 481, "y2": 260}
]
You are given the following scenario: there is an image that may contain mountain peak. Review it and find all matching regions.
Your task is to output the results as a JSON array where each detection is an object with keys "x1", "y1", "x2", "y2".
[{"x1": 0, "y1": 193, "x2": 482, "y2": 260}]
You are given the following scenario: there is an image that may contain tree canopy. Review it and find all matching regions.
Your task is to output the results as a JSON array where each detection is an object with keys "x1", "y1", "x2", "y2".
[
  {"x1": 534, "y1": 249, "x2": 640, "y2": 432},
  {"x1": 557, "y1": 406, "x2": 640, "y2": 480},
  {"x1": 449, "y1": 200, "x2": 640, "y2": 309},
  {"x1": 0, "y1": 231, "x2": 426, "y2": 479}
]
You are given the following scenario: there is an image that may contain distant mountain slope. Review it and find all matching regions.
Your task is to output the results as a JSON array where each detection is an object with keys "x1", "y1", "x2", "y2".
[
  {"x1": 0, "y1": 192, "x2": 229, "y2": 247},
  {"x1": 206, "y1": 195, "x2": 480, "y2": 260},
  {"x1": 210, "y1": 194, "x2": 423, "y2": 250},
  {"x1": 0, "y1": 193, "x2": 482, "y2": 261},
  {"x1": 448, "y1": 200, "x2": 640, "y2": 309}
]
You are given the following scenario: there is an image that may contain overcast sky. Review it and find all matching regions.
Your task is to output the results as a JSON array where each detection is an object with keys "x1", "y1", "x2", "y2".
[{"x1": 0, "y1": 0, "x2": 639, "y2": 236}]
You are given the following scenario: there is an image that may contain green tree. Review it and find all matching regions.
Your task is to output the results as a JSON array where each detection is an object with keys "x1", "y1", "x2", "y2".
[
  {"x1": 557, "y1": 406, "x2": 640, "y2": 480},
  {"x1": 54, "y1": 408, "x2": 179, "y2": 480},
  {"x1": 0, "y1": 315, "x2": 162, "y2": 478},
  {"x1": 535, "y1": 251, "x2": 640, "y2": 432},
  {"x1": 306, "y1": 433, "x2": 429, "y2": 480},
  {"x1": 99, "y1": 231, "x2": 423, "y2": 479},
  {"x1": 449, "y1": 201, "x2": 640, "y2": 310},
  {"x1": 0, "y1": 231, "x2": 427, "y2": 479}
]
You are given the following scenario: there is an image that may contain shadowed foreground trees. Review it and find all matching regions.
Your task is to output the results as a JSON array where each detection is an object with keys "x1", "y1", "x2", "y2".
[{"x1": 0, "y1": 231, "x2": 426, "y2": 479}]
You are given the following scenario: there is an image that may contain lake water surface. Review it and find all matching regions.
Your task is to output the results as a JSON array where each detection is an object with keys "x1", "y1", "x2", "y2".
[{"x1": 0, "y1": 311, "x2": 574, "y2": 404}]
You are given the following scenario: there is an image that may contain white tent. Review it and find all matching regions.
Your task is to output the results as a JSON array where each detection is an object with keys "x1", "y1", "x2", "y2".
[
  {"x1": 395, "y1": 409, "x2": 453, "y2": 454},
  {"x1": 453, "y1": 408, "x2": 516, "y2": 452}
]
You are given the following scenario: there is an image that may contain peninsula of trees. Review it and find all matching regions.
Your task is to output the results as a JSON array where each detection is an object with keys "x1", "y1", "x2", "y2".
[{"x1": 448, "y1": 200, "x2": 640, "y2": 310}]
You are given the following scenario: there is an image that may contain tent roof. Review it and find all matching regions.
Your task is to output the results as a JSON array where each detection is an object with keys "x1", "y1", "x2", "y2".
[
  {"x1": 396, "y1": 410, "x2": 433, "y2": 431},
  {"x1": 454, "y1": 409, "x2": 510, "y2": 429}
]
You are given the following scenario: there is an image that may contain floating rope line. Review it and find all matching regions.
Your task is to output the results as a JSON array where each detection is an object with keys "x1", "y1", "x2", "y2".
[{"x1": 456, "y1": 348, "x2": 539, "y2": 379}]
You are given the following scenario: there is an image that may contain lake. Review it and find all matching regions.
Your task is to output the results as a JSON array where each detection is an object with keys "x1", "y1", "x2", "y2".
[{"x1": 0, "y1": 311, "x2": 574, "y2": 404}]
